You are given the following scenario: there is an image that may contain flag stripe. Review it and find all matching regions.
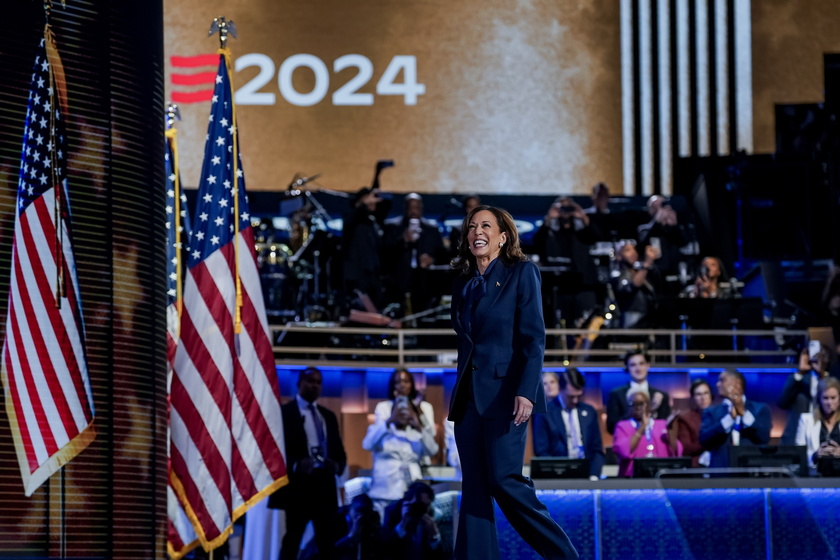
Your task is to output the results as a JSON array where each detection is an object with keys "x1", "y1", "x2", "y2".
[
  {"x1": 18, "y1": 201, "x2": 82, "y2": 438},
  {"x1": 169, "y1": 438, "x2": 224, "y2": 538},
  {"x1": 6, "y1": 304, "x2": 53, "y2": 469},
  {"x1": 178, "y1": 274, "x2": 234, "y2": 425},
  {"x1": 170, "y1": 362, "x2": 232, "y2": 505},
  {"x1": 11, "y1": 235, "x2": 75, "y2": 453},
  {"x1": 20, "y1": 196, "x2": 92, "y2": 432}
]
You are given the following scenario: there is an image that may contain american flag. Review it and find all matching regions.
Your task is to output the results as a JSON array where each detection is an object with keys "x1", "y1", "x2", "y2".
[
  {"x1": 164, "y1": 126, "x2": 199, "y2": 559},
  {"x1": 169, "y1": 51, "x2": 287, "y2": 552},
  {"x1": 1, "y1": 32, "x2": 95, "y2": 497}
]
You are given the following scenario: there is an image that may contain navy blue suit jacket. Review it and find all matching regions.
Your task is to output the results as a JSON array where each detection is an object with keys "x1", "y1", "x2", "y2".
[
  {"x1": 532, "y1": 399, "x2": 605, "y2": 477},
  {"x1": 699, "y1": 399, "x2": 772, "y2": 468},
  {"x1": 449, "y1": 259, "x2": 547, "y2": 421}
]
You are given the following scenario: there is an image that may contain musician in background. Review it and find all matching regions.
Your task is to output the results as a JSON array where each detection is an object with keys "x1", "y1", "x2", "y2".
[
  {"x1": 532, "y1": 197, "x2": 600, "y2": 329},
  {"x1": 342, "y1": 186, "x2": 389, "y2": 309},
  {"x1": 381, "y1": 193, "x2": 445, "y2": 315},
  {"x1": 610, "y1": 240, "x2": 663, "y2": 330}
]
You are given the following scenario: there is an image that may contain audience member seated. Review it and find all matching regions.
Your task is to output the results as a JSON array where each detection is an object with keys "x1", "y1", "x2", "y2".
[
  {"x1": 542, "y1": 371, "x2": 561, "y2": 401},
  {"x1": 610, "y1": 240, "x2": 663, "y2": 329},
  {"x1": 381, "y1": 193, "x2": 445, "y2": 314},
  {"x1": 606, "y1": 349, "x2": 671, "y2": 434},
  {"x1": 268, "y1": 367, "x2": 347, "y2": 560},
  {"x1": 682, "y1": 256, "x2": 731, "y2": 299},
  {"x1": 362, "y1": 368, "x2": 439, "y2": 517},
  {"x1": 778, "y1": 342, "x2": 833, "y2": 445},
  {"x1": 795, "y1": 377, "x2": 840, "y2": 476},
  {"x1": 335, "y1": 493, "x2": 384, "y2": 560},
  {"x1": 533, "y1": 196, "x2": 601, "y2": 328},
  {"x1": 669, "y1": 379, "x2": 714, "y2": 467},
  {"x1": 532, "y1": 368, "x2": 605, "y2": 479},
  {"x1": 636, "y1": 195, "x2": 688, "y2": 280},
  {"x1": 381, "y1": 481, "x2": 449, "y2": 560},
  {"x1": 613, "y1": 389, "x2": 682, "y2": 477},
  {"x1": 700, "y1": 369, "x2": 771, "y2": 469},
  {"x1": 447, "y1": 194, "x2": 481, "y2": 258}
]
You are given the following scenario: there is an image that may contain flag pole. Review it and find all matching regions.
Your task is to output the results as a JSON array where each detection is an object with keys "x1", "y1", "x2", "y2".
[
  {"x1": 165, "y1": 104, "x2": 184, "y2": 329},
  {"x1": 44, "y1": 0, "x2": 66, "y2": 553},
  {"x1": 210, "y1": 16, "x2": 243, "y2": 336}
]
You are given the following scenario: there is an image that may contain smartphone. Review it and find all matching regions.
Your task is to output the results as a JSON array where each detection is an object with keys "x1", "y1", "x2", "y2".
[
  {"x1": 809, "y1": 340, "x2": 821, "y2": 360},
  {"x1": 649, "y1": 237, "x2": 661, "y2": 252}
]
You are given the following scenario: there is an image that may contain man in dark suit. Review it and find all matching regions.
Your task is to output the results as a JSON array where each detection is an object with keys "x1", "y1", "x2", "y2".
[
  {"x1": 700, "y1": 369, "x2": 771, "y2": 468},
  {"x1": 532, "y1": 368, "x2": 605, "y2": 478},
  {"x1": 606, "y1": 350, "x2": 671, "y2": 434},
  {"x1": 268, "y1": 367, "x2": 347, "y2": 560}
]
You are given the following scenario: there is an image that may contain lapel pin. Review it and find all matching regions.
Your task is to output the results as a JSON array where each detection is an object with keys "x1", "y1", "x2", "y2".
[
  {"x1": 581, "y1": 410, "x2": 588, "y2": 417},
  {"x1": 495, "y1": 281, "x2": 500, "y2": 287}
]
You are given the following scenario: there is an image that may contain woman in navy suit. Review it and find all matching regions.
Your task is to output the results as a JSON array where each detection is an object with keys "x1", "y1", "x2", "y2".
[{"x1": 448, "y1": 206, "x2": 578, "y2": 560}]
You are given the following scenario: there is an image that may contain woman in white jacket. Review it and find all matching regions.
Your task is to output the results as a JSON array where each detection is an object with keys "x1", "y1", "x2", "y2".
[
  {"x1": 796, "y1": 377, "x2": 840, "y2": 474},
  {"x1": 362, "y1": 367, "x2": 439, "y2": 516}
]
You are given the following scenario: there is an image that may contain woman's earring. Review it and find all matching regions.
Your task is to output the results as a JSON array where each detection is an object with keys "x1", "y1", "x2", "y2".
[{"x1": 499, "y1": 241, "x2": 505, "y2": 248}]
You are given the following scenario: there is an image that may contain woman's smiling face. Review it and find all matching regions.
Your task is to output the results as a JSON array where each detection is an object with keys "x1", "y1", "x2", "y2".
[{"x1": 467, "y1": 210, "x2": 506, "y2": 262}]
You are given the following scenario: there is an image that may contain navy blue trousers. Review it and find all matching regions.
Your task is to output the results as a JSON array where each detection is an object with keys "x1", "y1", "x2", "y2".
[{"x1": 454, "y1": 401, "x2": 579, "y2": 560}]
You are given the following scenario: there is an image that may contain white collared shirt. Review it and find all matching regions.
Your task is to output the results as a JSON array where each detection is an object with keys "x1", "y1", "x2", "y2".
[{"x1": 629, "y1": 380, "x2": 650, "y2": 397}]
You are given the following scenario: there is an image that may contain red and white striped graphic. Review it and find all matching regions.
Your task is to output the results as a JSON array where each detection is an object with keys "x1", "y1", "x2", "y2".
[{"x1": 170, "y1": 53, "x2": 219, "y2": 104}]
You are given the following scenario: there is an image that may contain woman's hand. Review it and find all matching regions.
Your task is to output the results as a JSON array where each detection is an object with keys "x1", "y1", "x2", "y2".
[{"x1": 513, "y1": 396, "x2": 533, "y2": 426}]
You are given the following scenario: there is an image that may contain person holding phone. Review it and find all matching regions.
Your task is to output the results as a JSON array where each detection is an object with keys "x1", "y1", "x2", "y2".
[
  {"x1": 795, "y1": 377, "x2": 840, "y2": 475},
  {"x1": 362, "y1": 367, "x2": 439, "y2": 517},
  {"x1": 683, "y1": 256, "x2": 730, "y2": 299},
  {"x1": 778, "y1": 341, "x2": 834, "y2": 445}
]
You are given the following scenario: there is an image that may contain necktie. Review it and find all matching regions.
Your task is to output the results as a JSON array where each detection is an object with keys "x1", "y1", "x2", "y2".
[
  {"x1": 569, "y1": 409, "x2": 583, "y2": 459},
  {"x1": 308, "y1": 402, "x2": 327, "y2": 454}
]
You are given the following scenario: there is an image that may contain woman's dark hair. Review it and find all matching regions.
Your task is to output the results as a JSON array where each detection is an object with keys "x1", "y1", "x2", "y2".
[
  {"x1": 701, "y1": 256, "x2": 729, "y2": 282},
  {"x1": 450, "y1": 205, "x2": 527, "y2": 275},
  {"x1": 689, "y1": 379, "x2": 712, "y2": 398},
  {"x1": 387, "y1": 367, "x2": 418, "y2": 401}
]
